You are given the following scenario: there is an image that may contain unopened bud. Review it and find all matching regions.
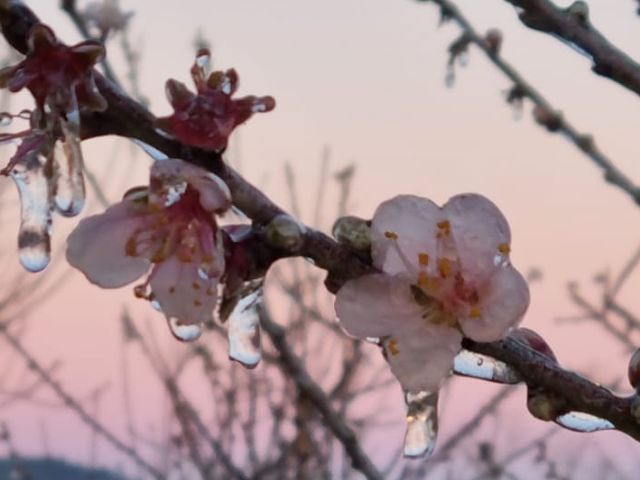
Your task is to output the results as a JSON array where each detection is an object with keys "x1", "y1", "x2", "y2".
[
  {"x1": 527, "y1": 390, "x2": 567, "y2": 421},
  {"x1": 485, "y1": 28, "x2": 502, "y2": 55},
  {"x1": 628, "y1": 348, "x2": 640, "y2": 390},
  {"x1": 533, "y1": 105, "x2": 562, "y2": 132},
  {"x1": 265, "y1": 214, "x2": 306, "y2": 251},
  {"x1": 332, "y1": 216, "x2": 371, "y2": 251},
  {"x1": 567, "y1": 1, "x2": 589, "y2": 24},
  {"x1": 509, "y1": 328, "x2": 557, "y2": 363}
]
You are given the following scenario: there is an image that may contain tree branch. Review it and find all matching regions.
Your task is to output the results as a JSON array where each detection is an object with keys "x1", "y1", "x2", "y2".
[
  {"x1": 501, "y1": 0, "x2": 640, "y2": 97},
  {"x1": 418, "y1": 0, "x2": 640, "y2": 206}
]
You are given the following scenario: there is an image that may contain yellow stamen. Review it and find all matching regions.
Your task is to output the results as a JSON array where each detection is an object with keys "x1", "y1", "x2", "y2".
[
  {"x1": 418, "y1": 272, "x2": 440, "y2": 292},
  {"x1": 388, "y1": 338, "x2": 400, "y2": 356},
  {"x1": 469, "y1": 306, "x2": 482, "y2": 318},
  {"x1": 193, "y1": 299, "x2": 202, "y2": 307},
  {"x1": 498, "y1": 243, "x2": 511, "y2": 254},
  {"x1": 438, "y1": 258, "x2": 451, "y2": 278},
  {"x1": 384, "y1": 230, "x2": 398, "y2": 240},
  {"x1": 192, "y1": 282, "x2": 201, "y2": 290},
  {"x1": 436, "y1": 220, "x2": 451, "y2": 238},
  {"x1": 418, "y1": 252, "x2": 429, "y2": 266}
]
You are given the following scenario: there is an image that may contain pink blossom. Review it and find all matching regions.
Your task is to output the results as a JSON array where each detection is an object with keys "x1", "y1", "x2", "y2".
[
  {"x1": 335, "y1": 194, "x2": 530, "y2": 392},
  {"x1": 66, "y1": 159, "x2": 231, "y2": 328},
  {"x1": 156, "y1": 49, "x2": 275, "y2": 152}
]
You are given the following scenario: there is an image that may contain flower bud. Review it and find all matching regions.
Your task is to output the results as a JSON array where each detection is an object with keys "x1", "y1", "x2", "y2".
[
  {"x1": 485, "y1": 28, "x2": 502, "y2": 55},
  {"x1": 265, "y1": 214, "x2": 306, "y2": 251},
  {"x1": 509, "y1": 327, "x2": 557, "y2": 363},
  {"x1": 332, "y1": 216, "x2": 371, "y2": 251},
  {"x1": 533, "y1": 105, "x2": 562, "y2": 132},
  {"x1": 628, "y1": 348, "x2": 640, "y2": 390},
  {"x1": 567, "y1": 1, "x2": 589, "y2": 24}
]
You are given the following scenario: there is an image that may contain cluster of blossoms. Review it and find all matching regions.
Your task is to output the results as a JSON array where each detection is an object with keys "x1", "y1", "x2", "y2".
[{"x1": 0, "y1": 24, "x2": 106, "y2": 272}]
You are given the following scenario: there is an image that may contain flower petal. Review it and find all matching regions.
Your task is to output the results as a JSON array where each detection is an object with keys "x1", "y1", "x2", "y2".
[
  {"x1": 386, "y1": 324, "x2": 462, "y2": 392},
  {"x1": 335, "y1": 273, "x2": 422, "y2": 339},
  {"x1": 371, "y1": 195, "x2": 442, "y2": 276},
  {"x1": 150, "y1": 254, "x2": 218, "y2": 326},
  {"x1": 443, "y1": 194, "x2": 511, "y2": 284},
  {"x1": 460, "y1": 265, "x2": 530, "y2": 342},
  {"x1": 66, "y1": 202, "x2": 150, "y2": 287}
]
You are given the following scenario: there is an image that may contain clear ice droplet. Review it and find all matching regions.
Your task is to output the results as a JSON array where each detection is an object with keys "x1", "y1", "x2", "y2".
[
  {"x1": 11, "y1": 151, "x2": 52, "y2": 272},
  {"x1": 53, "y1": 119, "x2": 86, "y2": 217},
  {"x1": 131, "y1": 139, "x2": 169, "y2": 161},
  {"x1": 554, "y1": 411, "x2": 614, "y2": 432},
  {"x1": 0, "y1": 112, "x2": 12, "y2": 127},
  {"x1": 228, "y1": 287, "x2": 263, "y2": 368},
  {"x1": 403, "y1": 390, "x2": 439, "y2": 458},
  {"x1": 168, "y1": 317, "x2": 203, "y2": 342},
  {"x1": 453, "y1": 350, "x2": 522, "y2": 384}
]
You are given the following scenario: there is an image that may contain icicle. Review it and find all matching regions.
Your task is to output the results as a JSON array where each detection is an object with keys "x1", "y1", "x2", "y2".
[
  {"x1": 10, "y1": 151, "x2": 52, "y2": 272},
  {"x1": 227, "y1": 287, "x2": 262, "y2": 369},
  {"x1": 167, "y1": 317, "x2": 203, "y2": 342},
  {"x1": 0, "y1": 112, "x2": 12, "y2": 127},
  {"x1": 453, "y1": 349, "x2": 522, "y2": 384},
  {"x1": 554, "y1": 412, "x2": 614, "y2": 432},
  {"x1": 403, "y1": 390, "x2": 439, "y2": 458},
  {"x1": 53, "y1": 119, "x2": 86, "y2": 216},
  {"x1": 131, "y1": 139, "x2": 169, "y2": 161}
]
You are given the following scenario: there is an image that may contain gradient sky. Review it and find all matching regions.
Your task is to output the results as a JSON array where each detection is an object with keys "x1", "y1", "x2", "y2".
[{"x1": 2, "y1": 0, "x2": 640, "y2": 477}]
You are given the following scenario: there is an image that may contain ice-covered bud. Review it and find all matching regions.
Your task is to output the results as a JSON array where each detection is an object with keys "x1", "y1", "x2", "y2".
[
  {"x1": 628, "y1": 348, "x2": 640, "y2": 390},
  {"x1": 533, "y1": 105, "x2": 562, "y2": 132},
  {"x1": 509, "y1": 328, "x2": 557, "y2": 363},
  {"x1": 265, "y1": 214, "x2": 306, "y2": 251},
  {"x1": 567, "y1": 1, "x2": 589, "y2": 24},
  {"x1": 332, "y1": 215, "x2": 371, "y2": 252},
  {"x1": 157, "y1": 49, "x2": 275, "y2": 151},
  {"x1": 484, "y1": 28, "x2": 503, "y2": 55}
]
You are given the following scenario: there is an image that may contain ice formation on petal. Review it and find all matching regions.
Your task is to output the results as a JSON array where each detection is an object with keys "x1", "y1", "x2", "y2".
[
  {"x1": 403, "y1": 390, "x2": 439, "y2": 458},
  {"x1": 227, "y1": 287, "x2": 263, "y2": 369},
  {"x1": 53, "y1": 119, "x2": 86, "y2": 217},
  {"x1": 11, "y1": 150, "x2": 52, "y2": 272},
  {"x1": 168, "y1": 317, "x2": 204, "y2": 342},
  {"x1": 453, "y1": 350, "x2": 521, "y2": 384}
]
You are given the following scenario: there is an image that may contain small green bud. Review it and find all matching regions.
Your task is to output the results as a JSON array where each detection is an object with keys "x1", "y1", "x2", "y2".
[
  {"x1": 265, "y1": 214, "x2": 306, "y2": 251},
  {"x1": 332, "y1": 216, "x2": 371, "y2": 251}
]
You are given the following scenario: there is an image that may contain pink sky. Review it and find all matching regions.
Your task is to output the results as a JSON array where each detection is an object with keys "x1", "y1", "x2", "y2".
[{"x1": 2, "y1": 0, "x2": 640, "y2": 477}]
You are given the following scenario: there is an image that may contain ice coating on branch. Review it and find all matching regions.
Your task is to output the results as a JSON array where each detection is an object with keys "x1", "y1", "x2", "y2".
[
  {"x1": 67, "y1": 159, "x2": 231, "y2": 330},
  {"x1": 11, "y1": 147, "x2": 52, "y2": 272},
  {"x1": 227, "y1": 287, "x2": 263, "y2": 368},
  {"x1": 156, "y1": 49, "x2": 275, "y2": 151},
  {"x1": 83, "y1": 0, "x2": 133, "y2": 37},
  {"x1": 554, "y1": 412, "x2": 614, "y2": 432},
  {"x1": 453, "y1": 349, "x2": 521, "y2": 384},
  {"x1": 404, "y1": 390, "x2": 439, "y2": 458}
]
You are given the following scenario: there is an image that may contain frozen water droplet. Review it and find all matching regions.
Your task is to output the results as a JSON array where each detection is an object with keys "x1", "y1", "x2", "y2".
[
  {"x1": 304, "y1": 257, "x2": 316, "y2": 266},
  {"x1": 163, "y1": 181, "x2": 187, "y2": 207},
  {"x1": 197, "y1": 266, "x2": 211, "y2": 281},
  {"x1": 195, "y1": 48, "x2": 211, "y2": 70},
  {"x1": 458, "y1": 51, "x2": 469, "y2": 67},
  {"x1": 365, "y1": 337, "x2": 381, "y2": 345},
  {"x1": 228, "y1": 287, "x2": 263, "y2": 368},
  {"x1": 403, "y1": 390, "x2": 439, "y2": 458},
  {"x1": 150, "y1": 297, "x2": 163, "y2": 313},
  {"x1": 11, "y1": 151, "x2": 52, "y2": 272},
  {"x1": 454, "y1": 350, "x2": 521, "y2": 384},
  {"x1": 0, "y1": 112, "x2": 12, "y2": 127},
  {"x1": 53, "y1": 119, "x2": 86, "y2": 217},
  {"x1": 554, "y1": 412, "x2": 614, "y2": 432},
  {"x1": 131, "y1": 139, "x2": 169, "y2": 161},
  {"x1": 168, "y1": 317, "x2": 203, "y2": 342}
]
